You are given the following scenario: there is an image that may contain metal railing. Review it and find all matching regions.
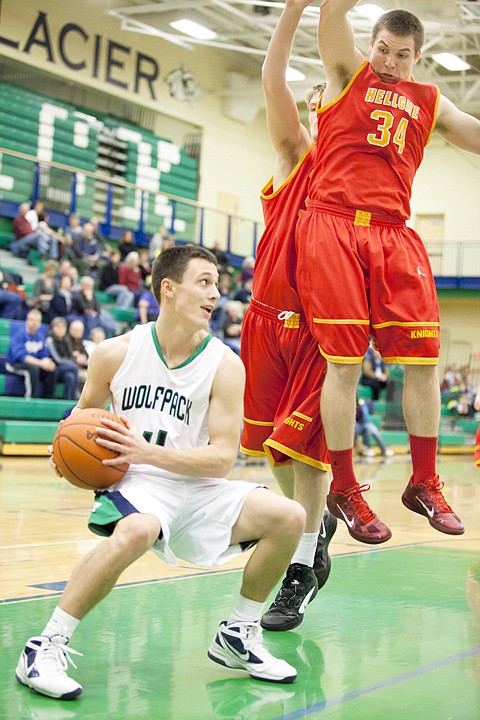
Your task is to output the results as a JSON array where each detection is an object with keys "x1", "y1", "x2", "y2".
[{"x1": 1, "y1": 146, "x2": 480, "y2": 277}]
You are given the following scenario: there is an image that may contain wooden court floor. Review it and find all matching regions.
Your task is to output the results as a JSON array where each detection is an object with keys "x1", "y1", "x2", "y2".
[{"x1": 0, "y1": 453, "x2": 479, "y2": 719}]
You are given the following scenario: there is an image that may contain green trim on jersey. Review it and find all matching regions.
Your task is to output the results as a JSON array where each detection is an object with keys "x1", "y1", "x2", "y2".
[{"x1": 149, "y1": 323, "x2": 214, "y2": 369}]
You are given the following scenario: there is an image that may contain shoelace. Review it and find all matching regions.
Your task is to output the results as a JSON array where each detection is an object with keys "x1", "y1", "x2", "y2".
[
  {"x1": 241, "y1": 623, "x2": 273, "y2": 661},
  {"x1": 421, "y1": 475, "x2": 453, "y2": 513},
  {"x1": 275, "y1": 566, "x2": 305, "y2": 608},
  {"x1": 345, "y1": 484, "x2": 377, "y2": 524},
  {"x1": 40, "y1": 638, "x2": 83, "y2": 673}
]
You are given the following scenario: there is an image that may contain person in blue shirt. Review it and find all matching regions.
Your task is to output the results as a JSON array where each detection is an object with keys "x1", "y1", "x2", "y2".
[
  {"x1": 5, "y1": 308, "x2": 57, "y2": 398},
  {"x1": 355, "y1": 396, "x2": 394, "y2": 458}
]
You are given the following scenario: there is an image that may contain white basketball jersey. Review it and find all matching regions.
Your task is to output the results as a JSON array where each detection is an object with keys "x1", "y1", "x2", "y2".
[{"x1": 110, "y1": 323, "x2": 227, "y2": 479}]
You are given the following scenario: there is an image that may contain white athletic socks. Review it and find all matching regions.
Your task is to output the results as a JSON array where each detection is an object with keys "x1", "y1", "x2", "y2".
[
  {"x1": 42, "y1": 606, "x2": 80, "y2": 641},
  {"x1": 228, "y1": 593, "x2": 265, "y2": 625},
  {"x1": 291, "y1": 532, "x2": 319, "y2": 568}
]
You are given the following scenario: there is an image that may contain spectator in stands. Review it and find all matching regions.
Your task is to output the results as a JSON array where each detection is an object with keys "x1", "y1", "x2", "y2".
[
  {"x1": 360, "y1": 344, "x2": 390, "y2": 400},
  {"x1": 208, "y1": 241, "x2": 234, "y2": 275},
  {"x1": 221, "y1": 300, "x2": 243, "y2": 356},
  {"x1": 10, "y1": 203, "x2": 50, "y2": 259},
  {"x1": 118, "y1": 230, "x2": 137, "y2": 260},
  {"x1": 138, "y1": 248, "x2": 151, "y2": 284},
  {"x1": 0, "y1": 288, "x2": 23, "y2": 320},
  {"x1": 98, "y1": 249, "x2": 134, "y2": 308},
  {"x1": 210, "y1": 272, "x2": 233, "y2": 335},
  {"x1": 64, "y1": 213, "x2": 83, "y2": 244},
  {"x1": 78, "y1": 222, "x2": 101, "y2": 275},
  {"x1": 68, "y1": 319, "x2": 90, "y2": 387},
  {"x1": 84, "y1": 326, "x2": 106, "y2": 359},
  {"x1": 0, "y1": 268, "x2": 24, "y2": 319},
  {"x1": 47, "y1": 275, "x2": 76, "y2": 324},
  {"x1": 72, "y1": 275, "x2": 116, "y2": 338},
  {"x1": 45, "y1": 317, "x2": 79, "y2": 400},
  {"x1": 27, "y1": 201, "x2": 62, "y2": 260},
  {"x1": 233, "y1": 276, "x2": 253, "y2": 306},
  {"x1": 30, "y1": 259, "x2": 58, "y2": 314},
  {"x1": 89, "y1": 217, "x2": 104, "y2": 244},
  {"x1": 5, "y1": 308, "x2": 57, "y2": 398},
  {"x1": 237, "y1": 255, "x2": 255, "y2": 287},
  {"x1": 148, "y1": 226, "x2": 171, "y2": 262},
  {"x1": 136, "y1": 276, "x2": 159, "y2": 324},
  {"x1": 440, "y1": 363, "x2": 463, "y2": 396},
  {"x1": 355, "y1": 396, "x2": 394, "y2": 458},
  {"x1": 118, "y1": 251, "x2": 143, "y2": 303}
]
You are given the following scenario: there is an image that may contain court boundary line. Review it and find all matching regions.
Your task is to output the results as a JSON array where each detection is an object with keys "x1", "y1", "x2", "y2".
[{"x1": 273, "y1": 646, "x2": 480, "y2": 720}]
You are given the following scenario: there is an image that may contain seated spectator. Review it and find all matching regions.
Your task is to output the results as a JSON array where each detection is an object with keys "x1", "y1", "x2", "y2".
[
  {"x1": 136, "y1": 276, "x2": 159, "y2": 324},
  {"x1": 0, "y1": 268, "x2": 24, "y2": 319},
  {"x1": 64, "y1": 213, "x2": 83, "y2": 244},
  {"x1": 45, "y1": 317, "x2": 79, "y2": 400},
  {"x1": 75, "y1": 222, "x2": 101, "y2": 276},
  {"x1": 233, "y1": 276, "x2": 253, "y2": 306},
  {"x1": 30, "y1": 259, "x2": 58, "y2": 314},
  {"x1": 89, "y1": 216, "x2": 104, "y2": 244},
  {"x1": 118, "y1": 229, "x2": 137, "y2": 260},
  {"x1": 148, "y1": 226, "x2": 171, "y2": 262},
  {"x1": 237, "y1": 255, "x2": 255, "y2": 287},
  {"x1": 10, "y1": 202, "x2": 51, "y2": 259},
  {"x1": 208, "y1": 241, "x2": 234, "y2": 275},
  {"x1": 360, "y1": 344, "x2": 390, "y2": 400},
  {"x1": 221, "y1": 300, "x2": 243, "y2": 356},
  {"x1": 138, "y1": 248, "x2": 151, "y2": 283},
  {"x1": 68, "y1": 319, "x2": 90, "y2": 387},
  {"x1": 118, "y1": 251, "x2": 143, "y2": 303},
  {"x1": 210, "y1": 272, "x2": 233, "y2": 334},
  {"x1": 355, "y1": 396, "x2": 394, "y2": 458},
  {"x1": 98, "y1": 249, "x2": 134, "y2": 308},
  {"x1": 5, "y1": 308, "x2": 57, "y2": 398},
  {"x1": 84, "y1": 326, "x2": 106, "y2": 358},
  {"x1": 72, "y1": 275, "x2": 116, "y2": 337},
  {"x1": 441, "y1": 364, "x2": 463, "y2": 398},
  {"x1": 46, "y1": 275, "x2": 76, "y2": 324}
]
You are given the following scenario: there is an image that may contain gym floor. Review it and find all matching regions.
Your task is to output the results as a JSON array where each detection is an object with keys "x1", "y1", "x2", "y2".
[{"x1": 0, "y1": 453, "x2": 479, "y2": 719}]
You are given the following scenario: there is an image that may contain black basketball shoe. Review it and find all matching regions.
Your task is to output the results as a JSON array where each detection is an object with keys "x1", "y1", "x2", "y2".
[
  {"x1": 261, "y1": 564, "x2": 318, "y2": 632},
  {"x1": 313, "y1": 510, "x2": 338, "y2": 589}
]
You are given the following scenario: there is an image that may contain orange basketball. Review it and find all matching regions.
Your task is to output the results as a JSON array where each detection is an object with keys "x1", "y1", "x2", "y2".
[{"x1": 52, "y1": 408, "x2": 130, "y2": 490}]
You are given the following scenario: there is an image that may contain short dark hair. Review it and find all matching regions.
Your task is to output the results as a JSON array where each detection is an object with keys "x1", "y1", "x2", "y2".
[
  {"x1": 372, "y1": 10, "x2": 425, "y2": 55},
  {"x1": 151, "y1": 245, "x2": 218, "y2": 303}
]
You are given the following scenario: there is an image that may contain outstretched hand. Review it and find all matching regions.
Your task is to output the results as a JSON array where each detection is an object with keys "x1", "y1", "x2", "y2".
[{"x1": 95, "y1": 415, "x2": 151, "y2": 466}]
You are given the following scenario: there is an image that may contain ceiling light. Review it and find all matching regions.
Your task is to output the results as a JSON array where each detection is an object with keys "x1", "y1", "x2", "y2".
[
  {"x1": 352, "y1": 4, "x2": 385, "y2": 22},
  {"x1": 286, "y1": 66, "x2": 306, "y2": 82},
  {"x1": 432, "y1": 53, "x2": 471, "y2": 71},
  {"x1": 169, "y1": 19, "x2": 217, "y2": 41}
]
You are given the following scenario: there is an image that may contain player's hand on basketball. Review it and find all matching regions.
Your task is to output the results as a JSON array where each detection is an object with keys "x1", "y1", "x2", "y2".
[
  {"x1": 48, "y1": 444, "x2": 64, "y2": 478},
  {"x1": 95, "y1": 415, "x2": 150, "y2": 465}
]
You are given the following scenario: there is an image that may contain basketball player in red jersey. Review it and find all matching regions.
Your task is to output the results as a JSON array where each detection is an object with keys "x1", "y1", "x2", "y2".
[
  {"x1": 240, "y1": 0, "x2": 337, "y2": 632},
  {"x1": 296, "y1": 1, "x2": 480, "y2": 543}
]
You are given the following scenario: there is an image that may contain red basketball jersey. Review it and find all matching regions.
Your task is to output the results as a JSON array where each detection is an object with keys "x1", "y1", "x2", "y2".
[
  {"x1": 310, "y1": 61, "x2": 439, "y2": 220},
  {"x1": 252, "y1": 145, "x2": 315, "y2": 311}
]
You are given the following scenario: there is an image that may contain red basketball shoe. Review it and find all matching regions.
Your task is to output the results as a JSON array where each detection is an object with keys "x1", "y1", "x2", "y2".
[
  {"x1": 401, "y1": 475, "x2": 464, "y2": 535},
  {"x1": 326, "y1": 483, "x2": 392, "y2": 544}
]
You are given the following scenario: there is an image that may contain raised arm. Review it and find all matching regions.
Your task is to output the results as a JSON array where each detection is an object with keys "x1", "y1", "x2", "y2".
[
  {"x1": 262, "y1": 0, "x2": 313, "y2": 180},
  {"x1": 435, "y1": 94, "x2": 480, "y2": 155},
  {"x1": 318, "y1": 0, "x2": 364, "y2": 101}
]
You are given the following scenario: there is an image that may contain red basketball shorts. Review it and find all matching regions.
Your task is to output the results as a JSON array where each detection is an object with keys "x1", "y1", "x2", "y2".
[
  {"x1": 296, "y1": 201, "x2": 440, "y2": 364},
  {"x1": 240, "y1": 299, "x2": 329, "y2": 470}
]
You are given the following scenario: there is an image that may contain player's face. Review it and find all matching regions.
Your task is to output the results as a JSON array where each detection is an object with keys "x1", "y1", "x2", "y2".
[
  {"x1": 369, "y1": 31, "x2": 420, "y2": 82},
  {"x1": 173, "y1": 258, "x2": 220, "y2": 328},
  {"x1": 308, "y1": 93, "x2": 321, "y2": 143}
]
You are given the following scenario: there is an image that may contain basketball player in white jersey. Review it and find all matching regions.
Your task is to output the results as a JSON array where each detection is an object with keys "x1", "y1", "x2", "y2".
[{"x1": 15, "y1": 245, "x2": 306, "y2": 700}]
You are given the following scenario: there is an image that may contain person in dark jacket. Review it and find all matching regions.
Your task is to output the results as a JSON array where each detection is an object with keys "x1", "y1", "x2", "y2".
[{"x1": 45, "y1": 317, "x2": 79, "y2": 400}]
